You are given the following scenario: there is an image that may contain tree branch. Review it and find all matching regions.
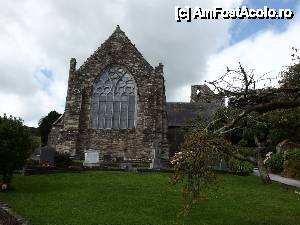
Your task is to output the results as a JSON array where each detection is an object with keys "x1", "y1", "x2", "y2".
[{"x1": 216, "y1": 101, "x2": 300, "y2": 134}]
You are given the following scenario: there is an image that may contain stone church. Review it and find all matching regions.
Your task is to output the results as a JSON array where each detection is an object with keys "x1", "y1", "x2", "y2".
[{"x1": 48, "y1": 26, "x2": 222, "y2": 165}]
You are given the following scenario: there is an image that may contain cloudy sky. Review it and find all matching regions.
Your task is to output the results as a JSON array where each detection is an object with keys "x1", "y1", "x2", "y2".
[{"x1": 0, "y1": 0, "x2": 299, "y2": 127}]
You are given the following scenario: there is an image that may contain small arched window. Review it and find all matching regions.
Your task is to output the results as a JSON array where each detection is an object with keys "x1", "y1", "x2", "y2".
[{"x1": 90, "y1": 66, "x2": 137, "y2": 129}]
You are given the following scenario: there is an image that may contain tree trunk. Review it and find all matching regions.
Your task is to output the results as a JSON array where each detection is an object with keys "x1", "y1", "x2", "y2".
[{"x1": 257, "y1": 151, "x2": 272, "y2": 184}]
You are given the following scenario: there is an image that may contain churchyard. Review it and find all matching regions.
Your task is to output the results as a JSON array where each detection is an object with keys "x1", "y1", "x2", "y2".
[
  {"x1": 0, "y1": 171, "x2": 299, "y2": 225},
  {"x1": 1, "y1": 3, "x2": 300, "y2": 224}
]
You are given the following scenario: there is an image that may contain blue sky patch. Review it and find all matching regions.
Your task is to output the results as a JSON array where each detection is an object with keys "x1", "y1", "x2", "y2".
[
  {"x1": 229, "y1": 0, "x2": 299, "y2": 45},
  {"x1": 34, "y1": 67, "x2": 54, "y2": 96},
  {"x1": 40, "y1": 68, "x2": 54, "y2": 80}
]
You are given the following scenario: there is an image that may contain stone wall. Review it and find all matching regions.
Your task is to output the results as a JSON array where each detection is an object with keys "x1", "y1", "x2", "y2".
[
  {"x1": 0, "y1": 201, "x2": 29, "y2": 225},
  {"x1": 190, "y1": 84, "x2": 224, "y2": 105},
  {"x1": 48, "y1": 26, "x2": 169, "y2": 163},
  {"x1": 166, "y1": 102, "x2": 222, "y2": 155}
]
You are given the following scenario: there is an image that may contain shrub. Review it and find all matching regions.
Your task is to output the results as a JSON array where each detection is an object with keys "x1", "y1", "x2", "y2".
[
  {"x1": 282, "y1": 160, "x2": 300, "y2": 178},
  {"x1": 265, "y1": 153, "x2": 284, "y2": 173},
  {"x1": 0, "y1": 114, "x2": 32, "y2": 185},
  {"x1": 30, "y1": 135, "x2": 41, "y2": 150},
  {"x1": 228, "y1": 158, "x2": 254, "y2": 173},
  {"x1": 284, "y1": 148, "x2": 300, "y2": 161},
  {"x1": 54, "y1": 152, "x2": 72, "y2": 168},
  {"x1": 72, "y1": 160, "x2": 83, "y2": 167}
]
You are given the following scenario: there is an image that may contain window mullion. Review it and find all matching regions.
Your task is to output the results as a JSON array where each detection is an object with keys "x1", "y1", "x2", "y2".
[
  {"x1": 104, "y1": 93, "x2": 107, "y2": 129},
  {"x1": 126, "y1": 98, "x2": 129, "y2": 128},
  {"x1": 96, "y1": 94, "x2": 100, "y2": 129},
  {"x1": 112, "y1": 87, "x2": 115, "y2": 129},
  {"x1": 119, "y1": 98, "x2": 121, "y2": 128}
]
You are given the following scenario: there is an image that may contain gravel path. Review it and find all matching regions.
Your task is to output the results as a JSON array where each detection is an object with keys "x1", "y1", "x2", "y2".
[{"x1": 253, "y1": 169, "x2": 300, "y2": 188}]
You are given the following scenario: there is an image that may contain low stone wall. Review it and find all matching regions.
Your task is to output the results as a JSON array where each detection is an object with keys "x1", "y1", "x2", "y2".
[
  {"x1": 0, "y1": 201, "x2": 29, "y2": 225},
  {"x1": 23, "y1": 165, "x2": 175, "y2": 175},
  {"x1": 23, "y1": 167, "x2": 82, "y2": 176}
]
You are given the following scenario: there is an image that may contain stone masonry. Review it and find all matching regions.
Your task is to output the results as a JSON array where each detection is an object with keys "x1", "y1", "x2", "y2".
[
  {"x1": 190, "y1": 84, "x2": 224, "y2": 105},
  {"x1": 48, "y1": 26, "x2": 169, "y2": 163}
]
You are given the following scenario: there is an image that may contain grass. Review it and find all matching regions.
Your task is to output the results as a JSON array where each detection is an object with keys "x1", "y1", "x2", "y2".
[{"x1": 0, "y1": 171, "x2": 300, "y2": 225}]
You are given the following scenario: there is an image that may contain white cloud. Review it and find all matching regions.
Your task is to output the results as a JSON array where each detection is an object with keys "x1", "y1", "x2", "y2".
[
  {"x1": 0, "y1": 0, "x2": 243, "y2": 127},
  {"x1": 205, "y1": 4, "x2": 300, "y2": 90}
]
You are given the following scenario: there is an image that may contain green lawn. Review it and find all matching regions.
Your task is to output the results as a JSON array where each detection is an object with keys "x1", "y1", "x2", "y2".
[{"x1": 0, "y1": 171, "x2": 300, "y2": 225}]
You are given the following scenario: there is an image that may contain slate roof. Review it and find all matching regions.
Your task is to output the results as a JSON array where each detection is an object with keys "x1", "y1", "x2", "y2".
[{"x1": 166, "y1": 102, "x2": 220, "y2": 127}]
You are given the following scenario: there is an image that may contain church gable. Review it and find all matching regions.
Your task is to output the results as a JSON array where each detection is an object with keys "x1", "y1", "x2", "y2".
[
  {"x1": 78, "y1": 25, "x2": 154, "y2": 83},
  {"x1": 48, "y1": 26, "x2": 169, "y2": 164}
]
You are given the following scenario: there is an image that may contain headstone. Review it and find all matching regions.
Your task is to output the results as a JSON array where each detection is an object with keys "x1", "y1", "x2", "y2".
[
  {"x1": 30, "y1": 148, "x2": 41, "y2": 162},
  {"x1": 220, "y1": 159, "x2": 228, "y2": 171},
  {"x1": 39, "y1": 146, "x2": 55, "y2": 166},
  {"x1": 150, "y1": 146, "x2": 161, "y2": 170},
  {"x1": 83, "y1": 150, "x2": 100, "y2": 167},
  {"x1": 150, "y1": 158, "x2": 161, "y2": 169},
  {"x1": 276, "y1": 139, "x2": 300, "y2": 153},
  {"x1": 119, "y1": 163, "x2": 133, "y2": 171}
]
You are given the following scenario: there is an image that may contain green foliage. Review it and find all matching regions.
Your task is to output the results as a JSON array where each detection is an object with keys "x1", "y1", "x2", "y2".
[
  {"x1": 25, "y1": 126, "x2": 39, "y2": 136},
  {"x1": 266, "y1": 153, "x2": 284, "y2": 173},
  {"x1": 228, "y1": 158, "x2": 254, "y2": 173},
  {"x1": 280, "y1": 61, "x2": 300, "y2": 88},
  {"x1": 213, "y1": 107, "x2": 242, "y2": 143},
  {"x1": 72, "y1": 160, "x2": 84, "y2": 167},
  {"x1": 213, "y1": 108, "x2": 269, "y2": 147},
  {"x1": 284, "y1": 148, "x2": 300, "y2": 161},
  {"x1": 172, "y1": 59, "x2": 300, "y2": 207},
  {"x1": 29, "y1": 135, "x2": 41, "y2": 151},
  {"x1": 266, "y1": 149, "x2": 300, "y2": 176},
  {"x1": 171, "y1": 129, "x2": 230, "y2": 208},
  {"x1": 54, "y1": 152, "x2": 72, "y2": 168},
  {"x1": 264, "y1": 108, "x2": 300, "y2": 146},
  {"x1": 0, "y1": 114, "x2": 32, "y2": 184},
  {"x1": 282, "y1": 160, "x2": 300, "y2": 178},
  {"x1": 38, "y1": 111, "x2": 61, "y2": 146},
  {"x1": 215, "y1": 103, "x2": 300, "y2": 149}
]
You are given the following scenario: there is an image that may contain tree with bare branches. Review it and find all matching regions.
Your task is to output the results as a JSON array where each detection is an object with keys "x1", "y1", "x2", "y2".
[{"x1": 172, "y1": 48, "x2": 300, "y2": 200}]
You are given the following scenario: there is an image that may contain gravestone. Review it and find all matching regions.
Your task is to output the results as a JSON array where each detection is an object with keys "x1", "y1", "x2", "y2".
[
  {"x1": 119, "y1": 163, "x2": 133, "y2": 171},
  {"x1": 150, "y1": 144, "x2": 161, "y2": 169},
  {"x1": 150, "y1": 157, "x2": 161, "y2": 169},
  {"x1": 29, "y1": 148, "x2": 41, "y2": 162},
  {"x1": 276, "y1": 139, "x2": 300, "y2": 153},
  {"x1": 39, "y1": 146, "x2": 55, "y2": 166},
  {"x1": 83, "y1": 150, "x2": 100, "y2": 167},
  {"x1": 220, "y1": 159, "x2": 228, "y2": 171}
]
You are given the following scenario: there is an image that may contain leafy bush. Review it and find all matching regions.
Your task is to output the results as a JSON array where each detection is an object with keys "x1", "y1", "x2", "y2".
[
  {"x1": 72, "y1": 160, "x2": 83, "y2": 167},
  {"x1": 265, "y1": 153, "x2": 284, "y2": 173},
  {"x1": 0, "y1": 114, "x2": 32, "y2": 184},
  {"x1": 282, "y1": 160, "x2": 300, "y2": 178},
  {"x1": 284, "y1": 148, "x2": 300, "y2": 161},
  {"x1": 228, "y1": 158, "x2": 254, "y2": 173},
  {"x1": 54, "y1": 152, "x2": 72, "y2": 168},
  {"x1": 30, "y1": 135, "x2": 41, "y2": 150}
]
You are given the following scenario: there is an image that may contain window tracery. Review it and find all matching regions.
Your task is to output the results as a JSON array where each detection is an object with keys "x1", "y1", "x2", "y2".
[{"x1": 90, "y1": 66, "x2": 136, "y2": 129}]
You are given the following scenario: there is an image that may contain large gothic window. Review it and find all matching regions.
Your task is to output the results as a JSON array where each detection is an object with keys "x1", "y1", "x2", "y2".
[{"x1": 90, "y1": 66, "x2": 137, "y2": 129}]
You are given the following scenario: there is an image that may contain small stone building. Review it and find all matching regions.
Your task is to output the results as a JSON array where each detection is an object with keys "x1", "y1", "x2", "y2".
[
  {"x1": 167, "y1": 85, "x2": 224, "y2": 157},
  {"x1": 48, "y1": 26, "x2": 223, "y2": 164},
  {"x1": 48, "y1": 26, "x2": 169, "y2": 163}
]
